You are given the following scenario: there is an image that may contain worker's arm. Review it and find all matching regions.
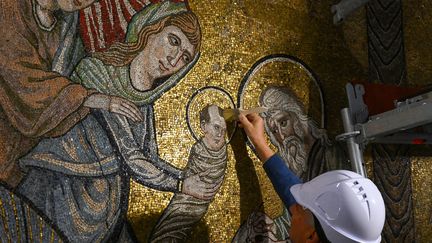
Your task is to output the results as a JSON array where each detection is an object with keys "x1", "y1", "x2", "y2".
[
  {"x1": 263, "y1": 154, "x2": 302, "y2": 208},
  {"x1": 239, "y1": 113, "x2": 319, "y2": 243},
  {"x1": 238, "y1": 113, "x2": 302, "y2": 208}
]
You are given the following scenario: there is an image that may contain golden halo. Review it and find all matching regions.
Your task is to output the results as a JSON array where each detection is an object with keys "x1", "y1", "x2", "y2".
[
  {"x1": 238, "y1": 54, "x2": 325, "y2": 128},
  {"x1": 186, "y1": 86, "x2": 236, "y2": 142},
  {"x1": 236, "y1": 54, "x2": 325, "y2": 219}
]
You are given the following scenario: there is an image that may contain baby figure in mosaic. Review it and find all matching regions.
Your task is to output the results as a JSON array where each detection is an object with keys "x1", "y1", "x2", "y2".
[{"x1": 150, "y1": 104, "x2": 228, "y2": 242}]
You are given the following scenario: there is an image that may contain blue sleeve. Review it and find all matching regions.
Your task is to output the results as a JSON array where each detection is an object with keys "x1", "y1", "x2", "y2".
[{"x1": 263, "y1": 154, "x2": 302, "y2": 208}]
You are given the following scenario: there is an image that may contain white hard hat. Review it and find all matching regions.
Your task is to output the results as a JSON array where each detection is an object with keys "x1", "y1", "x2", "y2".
[{"x1": 290, "y1": 170, "x2": 385, "y2": 243}]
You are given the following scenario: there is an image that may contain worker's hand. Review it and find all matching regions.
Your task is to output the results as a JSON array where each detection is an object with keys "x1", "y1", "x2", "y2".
[
  {"x1": 238, "y1": 113, "x2": 266, "y2": 148},
  {"x1": 238, "y1": 113, "x2": 275, "y2": 162},
  {"x1": 84, "y1": 94, "x2": 143, "y2": 122},
  {"x1": 182, "y1": 171, "x2": 222, "y2": 200}
]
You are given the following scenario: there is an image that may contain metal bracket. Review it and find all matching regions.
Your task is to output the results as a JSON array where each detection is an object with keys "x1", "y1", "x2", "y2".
[
  {"x1": 340, "y1": 108, "x2": 366, "y2": 176},
  {"x1": 346, "y1": 83, "x2": 368, "y2": 124},
  {"x1": 359, "y1": 94, "x2": 432, "y2": 142},
  {"x1": 331, "y1": 0, "x2": 371, "y2": 24},
  {"x1": 335, "y1": 131, "x2": 360, "y2": 142},
  {"x1": 340, "y1": 85, "x2": 432, "y2": 177}
]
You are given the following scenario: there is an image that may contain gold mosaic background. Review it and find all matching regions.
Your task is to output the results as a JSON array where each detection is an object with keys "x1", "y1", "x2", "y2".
[{"x1": 127, "y1": 0, "x2": 432, "y2": 241}]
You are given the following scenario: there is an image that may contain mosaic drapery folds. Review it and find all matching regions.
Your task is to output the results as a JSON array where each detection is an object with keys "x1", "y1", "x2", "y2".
[{"x1": 0, "y1": 0, "x2": 431, "y2": 242}]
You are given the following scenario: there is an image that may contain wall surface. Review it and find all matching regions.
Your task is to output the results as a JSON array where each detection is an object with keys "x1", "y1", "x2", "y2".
[{"x1": 0, "y1": 0, "x2": 430, "y2": 242}]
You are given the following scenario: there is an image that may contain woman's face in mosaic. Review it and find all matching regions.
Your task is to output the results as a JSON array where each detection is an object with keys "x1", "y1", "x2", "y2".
[{"x1": 130, "y1": 25, "x2": 195, "y2": 91}]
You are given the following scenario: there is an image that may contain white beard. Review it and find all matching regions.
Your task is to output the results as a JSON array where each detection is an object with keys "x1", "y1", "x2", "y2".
[{"x1": 277, "y1": 135, "x2": 308, "y2": 178}]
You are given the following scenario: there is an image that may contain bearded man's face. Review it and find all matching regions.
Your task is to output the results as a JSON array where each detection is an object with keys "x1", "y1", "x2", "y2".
[{"x1": 266, "y1": 110, "x2": 308, "y2": 178}]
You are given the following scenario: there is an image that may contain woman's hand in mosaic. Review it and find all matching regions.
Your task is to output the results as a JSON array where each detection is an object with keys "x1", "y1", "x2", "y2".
[
  {"x1": 84, "y1": 93, "x2": 144, "y2": 122},
  {"x1": 182, "y1": 170, "x2": 223, "y2": 200}
]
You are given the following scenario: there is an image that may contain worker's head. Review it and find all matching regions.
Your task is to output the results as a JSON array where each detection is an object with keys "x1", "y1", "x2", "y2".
[
  {"x1": 290, "y1": 170, "x2": 385, "y2": 243},
  {"x1": 260, "y1": 86, "x2": 327, "y2": 178}
]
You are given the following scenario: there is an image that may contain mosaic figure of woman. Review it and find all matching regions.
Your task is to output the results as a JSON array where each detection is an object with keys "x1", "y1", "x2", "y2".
[
  {"x1": 11, "y1": 1, "x2": 217, "y2": 242},
  {"x1": 0, "y1": 0, "x2": 154, "y2": 187}
]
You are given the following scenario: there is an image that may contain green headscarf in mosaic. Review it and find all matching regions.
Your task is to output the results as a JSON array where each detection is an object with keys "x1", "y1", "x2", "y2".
[
  {"x1": 72, "y1": 1, "x2": 199, "y2": 105},
  {"x1": 126, "y1": 1, "x2": 188, "y2": 43}
]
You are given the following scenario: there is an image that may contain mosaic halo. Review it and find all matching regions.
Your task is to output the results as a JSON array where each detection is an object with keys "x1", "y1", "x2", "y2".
[
  {"x1": 186, "y1": 86, "x2": 237, "y2": 143},
  {"x1": 235, "y1": 54, "x2": 327, "y2": 219},
  {"x1": 237, "y1": 54, "x2": 326, "y2": 129}
]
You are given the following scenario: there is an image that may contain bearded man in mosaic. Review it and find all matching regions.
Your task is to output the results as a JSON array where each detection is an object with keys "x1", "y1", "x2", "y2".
[
  {"x1": 150, "y1": 105, "x2": 227, "y2": 242},
  {"x1": 260, "y1": 86, "x2": 350, "y2": 240},
  {"x1": 233, "y1": 86, "x2": 349, "y2": 242}
]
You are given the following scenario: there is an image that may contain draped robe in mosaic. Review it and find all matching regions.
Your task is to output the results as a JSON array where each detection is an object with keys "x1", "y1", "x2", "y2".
[
  {"x1": 150, "y1": 139, "x2": 227, "y2": 242},
  {"x1": 13, "y1": 50, "x2": 199, "y2": 241},
  {"x1": 17, "y1": 105, "x2": 184, "y2": 241}
]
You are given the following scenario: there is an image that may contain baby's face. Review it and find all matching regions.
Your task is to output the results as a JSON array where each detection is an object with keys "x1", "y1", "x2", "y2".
[{"x1": 202, "y1": 106, "x2": 227, "y2": 151}]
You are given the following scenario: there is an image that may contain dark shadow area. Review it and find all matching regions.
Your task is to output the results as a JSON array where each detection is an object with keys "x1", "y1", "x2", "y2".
[
  {"x1": 304, "y1": 0, "x2": 368, "y2": 138},
  {"x1": 130, "y1": 213, "x2": 161, "y2": 242},
  {"x1": 0, "y1": 182, "x2": 67, "y2": 242},
  {"x1": 227, "y1": 122, "x2": 263, "y2": 223},
  {"x1": 131, "y1": 211, "x2": 210, "y2": 243},
  {"x1": 407, "y1": 144, "x2": 432, "y2": 157},
  {"x1": 187, "y1": 220, "x2": 210, "y2": 243}
]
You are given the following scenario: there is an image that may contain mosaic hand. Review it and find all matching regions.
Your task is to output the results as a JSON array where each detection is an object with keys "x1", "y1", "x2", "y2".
[
  {"x1": 84, "y1": 93, "x2": 143, "y2": 122},
  {"x1": 182, "y1": 171, "x2": 223, "y2": 200},
  {"x1": 108, "y1": 96, "x2": 143, "y2": 122}
]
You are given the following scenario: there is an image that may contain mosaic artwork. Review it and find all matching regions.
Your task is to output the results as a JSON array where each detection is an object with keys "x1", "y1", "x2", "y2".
[
  {"x1": 0, "y1": 0, "x2": 431, "y2": 242},
  {"x1": 232, "y1": 56, "x2": 350, "y2": 242},
  {"x1": 150, "y1": 105, "x2": 228, "y2": 242},
  {"x1": 1, "y1": 0, "x2": 205, "y2": 241}
]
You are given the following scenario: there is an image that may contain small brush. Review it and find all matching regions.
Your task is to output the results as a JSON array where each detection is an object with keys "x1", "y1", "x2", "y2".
[{"x1": 223, "y1": 107, "x2": 268, "y2": 121}]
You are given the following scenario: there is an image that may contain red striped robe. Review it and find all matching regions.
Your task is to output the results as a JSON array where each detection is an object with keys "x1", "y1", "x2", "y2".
[{"x1": 79, "y1": 0, "x2": 188, "y2": 53}]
